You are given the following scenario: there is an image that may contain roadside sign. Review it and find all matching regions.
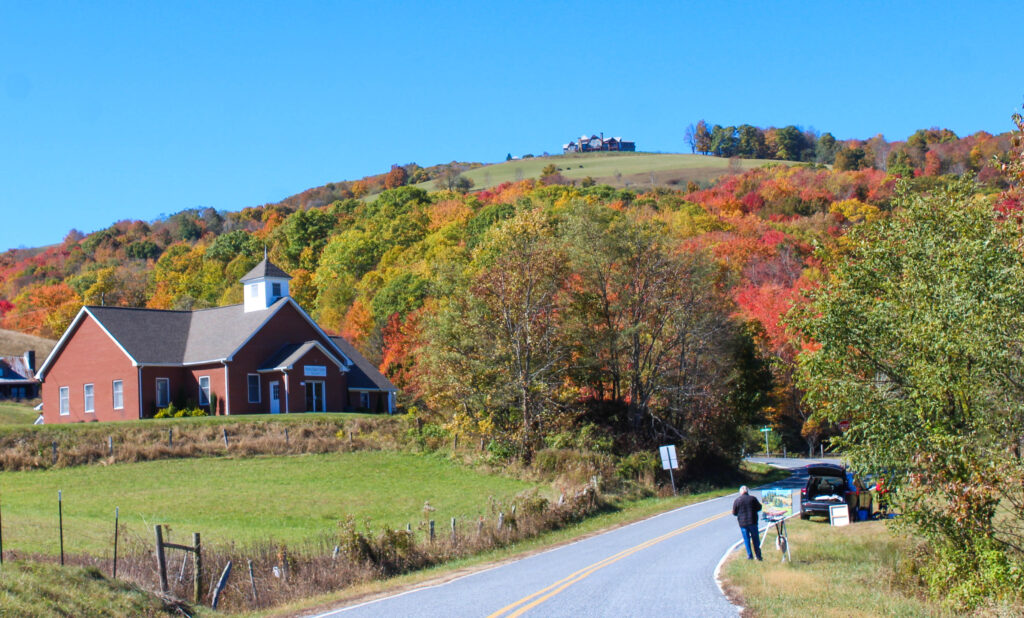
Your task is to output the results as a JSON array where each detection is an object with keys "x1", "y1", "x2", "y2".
[
  {"x1": 659, "y1": 445, "x2": 679, "y2": 496},
  {"x1": 659, "y1": 445, "x2": 678, "y2": 470},
  {"x1": 760, "y1": 426, "x2": 772, "y2": 456},
  {"x1": 839, "y1": 420, "x2": 850, "y2": 432}
]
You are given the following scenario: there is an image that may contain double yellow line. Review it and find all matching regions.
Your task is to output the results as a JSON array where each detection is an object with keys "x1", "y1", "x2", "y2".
[{"x1": 487, "y1": 510, "x2": 730, "y2": 618}]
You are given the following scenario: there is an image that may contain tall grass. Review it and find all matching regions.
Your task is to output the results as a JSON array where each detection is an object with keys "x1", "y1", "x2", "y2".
[{"x1": 0, "y1": 414, "x2": 401, "y2": 471}]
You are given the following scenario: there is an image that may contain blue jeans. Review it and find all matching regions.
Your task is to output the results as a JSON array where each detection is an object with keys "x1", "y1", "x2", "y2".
[{"x1": 740, "y1": 524, "x2": 762, "y2": 560}]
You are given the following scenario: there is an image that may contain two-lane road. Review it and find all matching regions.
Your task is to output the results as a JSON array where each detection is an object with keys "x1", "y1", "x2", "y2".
[{"x1": 314, "y1": 459, "x2": 834, "y2": 617}]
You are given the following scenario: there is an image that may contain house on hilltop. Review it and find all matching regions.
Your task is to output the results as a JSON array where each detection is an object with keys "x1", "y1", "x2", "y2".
[
  {"x1": 35, "y1": 258, "x2": 396, "y2": 423},
  {"x1": 0, "y1": 351, "x2": 39, "y2": 400},
  {"x1": 562, "y1": 133, "x2": 636, "y2": 154}
]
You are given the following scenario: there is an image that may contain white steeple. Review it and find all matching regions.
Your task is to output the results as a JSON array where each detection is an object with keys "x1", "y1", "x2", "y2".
[{"x1": 239, "y1": 256, "x2": 292, "y2": 312}]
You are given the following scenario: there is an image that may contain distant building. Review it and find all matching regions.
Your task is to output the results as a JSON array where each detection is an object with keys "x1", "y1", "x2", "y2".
[
  {"x1": 563, "y1": 133, "x2": 636, "y2": 154},
  {"x1": 0, "y1": 351, "x2": 39, "y2": 400}
]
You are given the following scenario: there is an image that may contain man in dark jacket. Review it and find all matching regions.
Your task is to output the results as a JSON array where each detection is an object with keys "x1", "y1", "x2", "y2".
[{"x1": 732, "y1": 485, "x2": 762, "y2": 560}]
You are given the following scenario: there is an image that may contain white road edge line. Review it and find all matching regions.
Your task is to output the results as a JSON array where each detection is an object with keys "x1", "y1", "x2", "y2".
[
  {"x1": 713, "y1": 537, "x2": 746, "y2": 615},
  {"x1": 309, "y1": 493, "x2": 738, "y2": 617}
]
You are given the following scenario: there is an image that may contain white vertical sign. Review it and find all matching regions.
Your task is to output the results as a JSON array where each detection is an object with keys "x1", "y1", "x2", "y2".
[{"x1": 659, "y1": 444, "x2": 678, "y2": 470}]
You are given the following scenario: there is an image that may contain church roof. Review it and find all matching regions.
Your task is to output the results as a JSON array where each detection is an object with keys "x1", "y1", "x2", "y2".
[{"x1": 240, "y1": 257, "x2": 292, "y2": 282}]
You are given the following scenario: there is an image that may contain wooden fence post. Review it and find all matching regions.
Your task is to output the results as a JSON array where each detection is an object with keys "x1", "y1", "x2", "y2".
[
  {"x1": 248, "y1": 559, "x2": 258, "y2": 607},
  {"x1": 154, "y1": 525, "x2": 169, "y2": 593},
  {"x1": 112, "y1": 507, "x2": 119, "y2": 578},
  {"x1": 451, "y1": 517, "x2": 456, "y2": 542},
  {"x1": 108, "y1": 436, "x2": 113, "y2": 457},
  {"x1": 429, "y1": 520, "x2": 435, "y2": 542},
  {"x1": 52, "y1": 441, "x2": 58, "y2": 465},
  {"x1": 193, "y1": 533, "x2": 202, "y2": 605},
  {"x1": 168, "y1": 429, "x2": 173, "y2": 447},
  {"x1": 497, "y1": 512, "x2": 504, "y2": 531},
  {"x1": 58, "y1": 490, "x2": 64, "y2": 566},
  {"x1": 284, "y1": 428, "x2": 289, "y2": 444},
  {"x1": 0, "y1": 490, "x2": 4, "y2": 566}
]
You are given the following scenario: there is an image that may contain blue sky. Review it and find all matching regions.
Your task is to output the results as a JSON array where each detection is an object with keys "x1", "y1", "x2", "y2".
[{"x1": 2, "y1": 1, "x2": 1022, "y2": 250}]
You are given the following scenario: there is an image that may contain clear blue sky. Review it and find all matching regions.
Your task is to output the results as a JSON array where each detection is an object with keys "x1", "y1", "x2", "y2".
[{"x1": 2, "y1": 1, "x2": 1022, "y2": 250}]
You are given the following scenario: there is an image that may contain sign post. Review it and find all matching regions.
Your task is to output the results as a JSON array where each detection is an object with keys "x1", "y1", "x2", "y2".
[
  {"x1": 760, "y1": 426, "x2": 772, "y2": 456},
  {"x1": 658, "y1": 445, "x2": 679, "y2": 496}
]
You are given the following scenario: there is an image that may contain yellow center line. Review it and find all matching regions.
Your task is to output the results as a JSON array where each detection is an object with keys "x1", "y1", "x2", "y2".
[{"x1": 487, "y1": 510, "x2": 731, "y2": 618}]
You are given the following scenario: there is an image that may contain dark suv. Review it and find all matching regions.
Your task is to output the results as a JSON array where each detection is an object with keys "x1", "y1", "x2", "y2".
[{"x1": 799, "y1": 463, "x2": 859, "y2": 520}]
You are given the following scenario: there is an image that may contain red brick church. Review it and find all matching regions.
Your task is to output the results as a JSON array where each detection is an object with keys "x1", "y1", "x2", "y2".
[{"x1": 36, "y1": 258, "x2": 396, "y2": 423}]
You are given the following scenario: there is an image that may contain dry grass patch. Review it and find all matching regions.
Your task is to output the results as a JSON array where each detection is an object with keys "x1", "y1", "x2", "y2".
[
  {"x1": 722, "y1": 519, "x2": 948, "y2": 617},
  {"x1": 0, "y1": 327, "x2": 56, "y2": 357}
]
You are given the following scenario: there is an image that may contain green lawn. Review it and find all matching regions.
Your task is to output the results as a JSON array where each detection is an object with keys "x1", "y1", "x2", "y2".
[
  {"x1": 0, "y1": 451, "x2": 538, "y2": 556},
  {"x1": 412, "y1": 152, "x2": 790, "y2": 192},
  {"x1": 0, "y1": 401, "x2": 38, "y2": 425}
]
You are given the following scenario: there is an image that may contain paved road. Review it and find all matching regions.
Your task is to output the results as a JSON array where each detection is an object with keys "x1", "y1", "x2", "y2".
[{"x1": 312, "y1": 459, "x2": 833, "y2": 618}]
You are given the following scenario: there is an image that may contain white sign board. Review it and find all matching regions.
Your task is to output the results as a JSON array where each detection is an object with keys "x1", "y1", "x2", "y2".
[
  {"x1": 658, "y1": 445, "x2": 678, "y2": 470},
  {"x1": 829, "y1": 503, "x2": 850, "y2": 527},
  {"x1": 304, "y1": 365, "x2": 327, "y2": 377}
]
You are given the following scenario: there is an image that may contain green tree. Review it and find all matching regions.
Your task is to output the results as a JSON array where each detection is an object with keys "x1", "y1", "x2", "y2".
[
  {"x1": 710, "y1": 125, "x2": 738, "y2": 158},
  {"x1": 773, "y1": 126, "x2": 805, "y2": 161},
  {"x1": 815, "y1": 133, "x2": 838, "y2": 164},
  {"x1": 737, "y1": 125, "x2": 767, "y2": 158},
  {"x1": 886, "y1": 148, "x2": 914, "y2": 177},
  {"x1": 833, "y1": 147, "x2": 866, "y2": 171},
  {"x1": 793, "y1": 178, "x2": 1024, "y2": 604},
  {"x1": 275, "y1": 208, "x2": 335, "y2": 269},
  {"x1": 419, "y1": 209, "x2": 568, "y2": 460}
]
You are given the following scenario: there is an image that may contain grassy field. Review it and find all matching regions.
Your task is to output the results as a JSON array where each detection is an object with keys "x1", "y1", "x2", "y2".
[
  {"x1": 0, "y1": 401, "x2": 38, "y2": 425},
  {"x1": 0, "y1": 450, "x2": 538, "y2": 556},
  {"x1": 722, "y1": 519, "x2": 944, "y2": 617},
  {"x1": 0, "y1": 327, "x2": 55, "y2": 358},
  {"x1": 413, "y1": 152, "x2": 789, "y2": 193}
]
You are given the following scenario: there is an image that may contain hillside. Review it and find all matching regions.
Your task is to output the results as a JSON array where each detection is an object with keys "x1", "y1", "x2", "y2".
[
  {"x1": 0, "y1": 327, "x2": 56, "y2": 358},
  {"x1": 411, "y1": 152, "x2": 787, "y2": 192}
]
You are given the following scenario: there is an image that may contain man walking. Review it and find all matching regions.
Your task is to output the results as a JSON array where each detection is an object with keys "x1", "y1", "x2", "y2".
[{"x1": 732, "y1": 485, "x2": 762, "y2": 560}]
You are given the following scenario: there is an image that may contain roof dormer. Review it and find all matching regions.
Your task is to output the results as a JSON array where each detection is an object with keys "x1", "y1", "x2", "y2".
[{"x1": 240, "y1": 257, "x2": 292, "y2": 312}]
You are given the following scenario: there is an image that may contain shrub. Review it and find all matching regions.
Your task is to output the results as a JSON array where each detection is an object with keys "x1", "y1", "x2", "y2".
[{"x1": 155, "y1": 404, "x2": 208, "y2": 419}]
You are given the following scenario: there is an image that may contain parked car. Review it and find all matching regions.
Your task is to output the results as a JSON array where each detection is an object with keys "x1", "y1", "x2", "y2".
[{"x1": 799, "y1": 463, "x2": 864, "y2": 520}]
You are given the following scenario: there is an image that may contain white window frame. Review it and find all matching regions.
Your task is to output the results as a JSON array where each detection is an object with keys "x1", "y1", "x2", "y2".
[
  {"x1": 112, "y1": 380, "x2": 124, "y2": 410},
  {"x1": 156, "y1": 377, "x2": 170, "y2": 408},
  {"x1": 84, "y1": 383, "x2": 95, "y2": 413},
  {"x1": 59, "y1": 386, "x2": 70, "y2": 416},
  {"x1": 247, "y1": 374, "x2": 261, "y2": 403},
  {"x1": 198, "y1": 375, "x2": 210, "y2": 406},
  {"x1": 249, "y1": 283, "x2": 258, "y2": 298}
]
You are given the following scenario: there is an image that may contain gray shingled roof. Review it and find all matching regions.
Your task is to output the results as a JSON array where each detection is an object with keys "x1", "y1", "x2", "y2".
[
  {"x1": 330, "y1": 337, "x2": 397, "y2": 391},
  {"x1": 240, "y1": 258, "x2": 292, "y2": 282},
  {"x1": 87, "y1": 298, "x2": 289, "y2": 364}
]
